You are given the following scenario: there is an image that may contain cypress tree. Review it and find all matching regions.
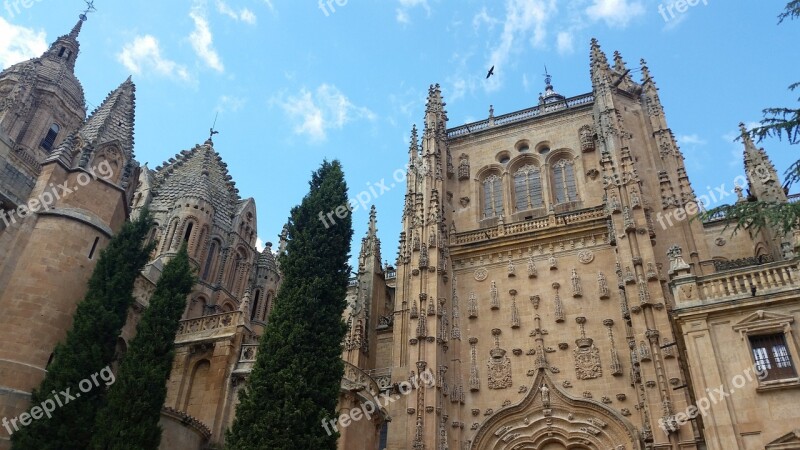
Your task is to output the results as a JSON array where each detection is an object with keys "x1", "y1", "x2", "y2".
[
  {"x1": 226, "y1": 160, "x2": 353, "y2": 449},
  {"x1": 11, "y1": 213, "x2": 155, "y2": 450},
  {"x1": 90, "y1": 244, "x2": 195, "y2": 450}
]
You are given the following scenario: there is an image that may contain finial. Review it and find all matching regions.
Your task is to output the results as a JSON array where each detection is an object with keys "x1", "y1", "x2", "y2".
[
  {"x1": 488, "y1": 104, "x2": 494, "y2": 118},
  {"x1": 208, "y1": 112, "x2": 220, "y2": 143},
  {"x1": 79, "y1": 1, "x2": 97, "y2": 23},
  {"x1": 543, "y1": 65, "x2": 552, "y2": 87}
]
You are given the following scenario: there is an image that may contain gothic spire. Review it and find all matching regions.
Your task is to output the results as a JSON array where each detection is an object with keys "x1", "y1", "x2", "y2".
[
  {"x1": 740, "y1": 122, "x2": 786, "y2": 203},
  {"x1": 590, "y1": 38, "x2": 611, "y2": 80},
  {"x1": 44, "y1": 17, "x2": 86, "y2": 70}
]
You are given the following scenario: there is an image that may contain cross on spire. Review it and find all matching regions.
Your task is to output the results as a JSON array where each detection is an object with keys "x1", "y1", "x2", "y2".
[{"x1": 80, "y1": 0, "x2": 97, "y2": 21}]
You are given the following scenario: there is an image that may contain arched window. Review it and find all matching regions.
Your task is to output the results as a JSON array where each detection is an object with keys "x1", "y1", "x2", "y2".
[
  {"x1": 202, "y1": 241, "x2": 218, "y2": 281},
  {"x1": 40, "y1": 123, "x2": 60, "y2": 151},
  {"x1": 513, "y1": 164, "x2": 543, "y2": 211},
  {"x1": 183, "y1": 222, "x2": 194, "y2": 243},
  {"x1": 251, "y1": 290, "x2": 261, "y2": 321},
  {"x1": 552, "y1": 159, "x2": 578, "y2": 204},
  {"x1": 482, "y1": 174, "x2": 504, "y2": 219},
  {"x1": 186, "y1": 360, "x2": 211, "y2": 422}
]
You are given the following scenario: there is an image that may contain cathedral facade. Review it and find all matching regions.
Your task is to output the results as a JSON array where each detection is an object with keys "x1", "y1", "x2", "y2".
[{"x1": 1, "y1": 18, "x2": 799, "y2": 450}]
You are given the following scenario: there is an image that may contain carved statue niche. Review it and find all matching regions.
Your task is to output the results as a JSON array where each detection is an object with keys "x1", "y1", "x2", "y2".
[
  {"x1": 579, "y1": 125, "x2": 595, "y2": 152},
  {"x1": 488, "y1": 329, "x2": 512, "y2": 389},
  {"x1": 458, "y1": 153, "x2": 470, "y2": 181}
]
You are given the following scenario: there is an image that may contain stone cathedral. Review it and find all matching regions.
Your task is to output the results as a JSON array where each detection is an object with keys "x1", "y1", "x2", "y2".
[{"x1": 1, "y1": 18, "x2": 799, "y2": 450}]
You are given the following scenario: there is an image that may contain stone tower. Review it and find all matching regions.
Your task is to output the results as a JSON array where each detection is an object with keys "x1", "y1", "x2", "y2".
[
  {"x1": 0, "y1": 19, "x2": 86, "y2": 160},
  {"x1": 125, "y1": 138, "x2": 282, "y2": 448},
  {"x1": 376, "y1": 41, "x2": 710, "y2": 450},
  {"x1": 0, "y1": 70, "x2": 138, "y2": 446}
]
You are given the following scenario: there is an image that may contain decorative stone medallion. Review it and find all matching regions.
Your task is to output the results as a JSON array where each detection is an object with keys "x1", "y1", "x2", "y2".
[
  {"x1": 474, "y1": 267, "x2": 488, "y2": 282},
  {"x1": 578, "y1": 250, "x2": 595, "y2": 264}
]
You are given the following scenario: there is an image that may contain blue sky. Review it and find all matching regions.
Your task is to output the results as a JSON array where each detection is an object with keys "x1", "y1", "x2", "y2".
[{"x1": 1, "y1": 0, "x2": 797, "y2": 262}]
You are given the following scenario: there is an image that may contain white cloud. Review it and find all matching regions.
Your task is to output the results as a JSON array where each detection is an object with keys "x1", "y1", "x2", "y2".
[
  {"x1": 276, "y1": 84, "x2": 375, "y2": 142},
  {"x1": 472, "y1": 7, "x2": 500, "y2": 31},
  {"x1": 396, "y1": 0, "x2": 431, "y2": 24},
  {"x1": 0, "y1": 18, "x2": 47, "y2": 70},
  {"x1": 585, "y1": 0, "x2": 645, "y2": 28},
  {"x1": 486, "y1": 0, "x2": 557, "y2": 92},
  {"x1": 677, "y1": 134, "x2": 707, "y2": 146},
  {"x1": 556, "y1": 31, "x2": 574, "y2": 55},
  {"x1": 263, "y1": 0, "x2": 275, "y2": 12},
  {"x1": 255, "y1": 237, "x2": 265, "y2": 252},
  {"x1": 117, "y1": 35, "x2": 193, "y2": 82},
  {"x1": 215, "y1": 95, "x2": 246, "y2": 113},
  {"x1": 189, "y1": 6, "x2": 225, "y2": 72},
  {"x1": 216, "y1": 0, "x2": 257, "y2": 24}
]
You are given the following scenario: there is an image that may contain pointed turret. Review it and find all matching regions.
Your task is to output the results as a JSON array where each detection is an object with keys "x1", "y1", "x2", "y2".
[
  {"x1": 590, "y1": 38, "x2": 612, "y2": 83},
  {"x1": 42, "y1": 17, "x2": 84, "y2": 71},
  {"x1": 741, "y1": 123, "x2": 787, "y2": 203},
  {"x1": 640, "y1": 59, "x2": 667, "y2": 129}
]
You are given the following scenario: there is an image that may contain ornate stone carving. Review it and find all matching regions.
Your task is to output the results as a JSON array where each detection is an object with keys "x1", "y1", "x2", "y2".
[
  {"x1": 488, "y1": 329, "x2": 512, "y2": 390},
  {"x1": 553, "y1": 284, "x2": 565, "y2": 323},
  {"x1": 490, "y1": 280, "x2": 499, "y2": 310},
  {"x1": 527, "y1": 255, "x2": 538, "y2": 278},
  {"x1": 474, "y1": 266, "x2": 488, "y2": 282},
  {"x1": 604, "y1": 319, "x2": 623, "y2": 376},
  {"x1": 549, "y1": 253, "x2": 558, "y2": 270},
  {"x1": 507, "y1": 258, "x2": 516, "y2": 277},
  {"x1": 510, "y1": 289, "x2": 520, "y2": 328},
  {"x1": 571, "y1": 268, "x2": 583, "y2": 298},
  {"x1": 577, "y1": 249, "x2": 594, "y2": 264},
  {"x1": 530, "y1": 295, "x2": 540, "y2": 310},
  {"x1": 597, "y1": 272, "x2": 610, "y2": 299},
  {"x1": 468, "y1": 292, "x2": 478, "y2": 319},
  {"x1": 458, "y1": 153, "x2": 470, "y2": 180},
  {"x1": 574, "y1": 317, "x2": 602, "y2": 380},
  {"x1": 639, "y1": 341, "x2": 652, "y2": 362},
  {"x1": 469, "y1": 337, "x2": 480, "y2": 391}
]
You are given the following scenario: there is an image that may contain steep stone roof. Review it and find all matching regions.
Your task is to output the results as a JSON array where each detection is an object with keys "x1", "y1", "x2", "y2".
[
  {"x1": 149, "y1": 139, "x2": 241, "y2": 227},
  {"x1": 79, "y1": 77, "x2": 135, "y2": 156},
  {"x1": 45, "y1": 77, "x2": 136, "y2": 172},
  {"x1": 257, "y1": 246, "x2": 277, "y2": 271}
]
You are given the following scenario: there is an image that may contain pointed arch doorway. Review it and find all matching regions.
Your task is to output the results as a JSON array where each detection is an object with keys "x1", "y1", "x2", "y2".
[{"x1": 469, "y1": 370, "x2": 642, "y2": 450}]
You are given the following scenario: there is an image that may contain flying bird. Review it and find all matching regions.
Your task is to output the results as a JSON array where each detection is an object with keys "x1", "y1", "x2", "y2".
[{"x1": 486, "y1": 66, "x2": 495, "y2": 79}]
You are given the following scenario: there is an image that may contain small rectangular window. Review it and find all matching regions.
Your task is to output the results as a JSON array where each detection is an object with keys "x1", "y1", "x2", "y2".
[
  {"x1": 89, "y1": 237, "x2": 100, "y2": 259},
  {"x1": 750, "y1": 334, "x2": 796, "y2": 381}
]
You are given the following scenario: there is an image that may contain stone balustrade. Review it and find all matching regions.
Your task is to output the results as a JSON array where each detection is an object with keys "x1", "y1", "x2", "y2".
[
  {"x1": 447, "y1": 93, "x2": 594, "y2": 139},
  {"x1": 696, "y1": 260, "x2": 800, "y2": 301},
  {"x1": 342, "y1": 361, "x2": 381, "y2": 396},
  {"x1": 452, "y1": 205, "x2": 606, "y2": 246},
  {"x1": 175, "y1": 311, "x2": 243, "y2": 343}
]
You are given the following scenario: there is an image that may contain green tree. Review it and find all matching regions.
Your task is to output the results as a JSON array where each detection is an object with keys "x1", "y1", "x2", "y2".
[
  {"x1": 12, "y1": 212, "x2": 155, "y2": 450},
  {"x1": 225, "y1": 160, "x2": 353, "y2": 450},
  {"x1": 699, "y1": 1, "x2": 800, "y2": 234},
  {"x1": 90, "y1": 244, "x2": 195, "y2": 450}
]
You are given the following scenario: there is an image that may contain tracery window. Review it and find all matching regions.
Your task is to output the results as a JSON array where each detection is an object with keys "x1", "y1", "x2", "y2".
[
  {"x1": 513, "y1": 164, "x2": 543, "y2": 211},
  {"x1": 482, "y1": 174, "x2": 504, "y2": 219},
  {"x1": 552, "y1": 159, "x2": 578, "y2": 204}
]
